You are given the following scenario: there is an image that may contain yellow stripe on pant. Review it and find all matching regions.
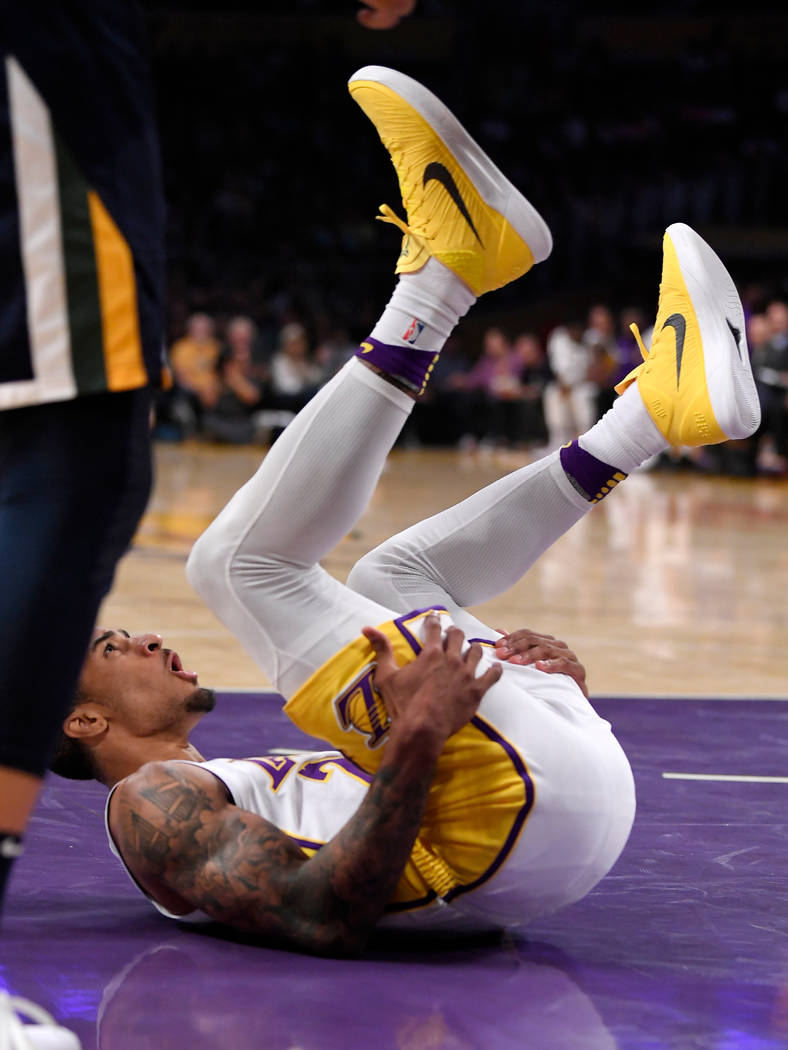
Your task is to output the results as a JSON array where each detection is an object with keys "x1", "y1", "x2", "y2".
[
  {"x1": 284, "y1": 609, "x2": 535, "y2": 908},
  {"x1": 87, "y1": 190, "x2": 147, "y2": 391}
]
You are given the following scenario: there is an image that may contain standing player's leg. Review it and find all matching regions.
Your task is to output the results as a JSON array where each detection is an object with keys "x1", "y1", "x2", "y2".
[
  {"x1": 0, "y1": 13, "x2": 163, "y2": 1045},
  {"x1": 349, "y1": 224, "x2": 761, "y2": 633},
  {"x1": 186, "y1": 66, "x2": 552, "y2": 698},
  {"x1": 0, "y1": 392, "x2": 152, "y2": 868},
  {"x1": 0, "y1": 2, "x2": 163, "y2": 930}
]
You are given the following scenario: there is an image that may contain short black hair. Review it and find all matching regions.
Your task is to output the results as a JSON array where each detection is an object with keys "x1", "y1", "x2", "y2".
[{"x1": 48, "y1": 690, "x2": 97, "y2": 781}]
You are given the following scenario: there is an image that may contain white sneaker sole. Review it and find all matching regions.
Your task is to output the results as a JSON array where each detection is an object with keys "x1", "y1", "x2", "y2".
[
  {"x1": 667, "y1": 222, "x2": 760, "y2": 440},
  {"x1": 0, "y1": 992, "x2": 82, "y2": 1050},
  {"x1": 349, "y1": 65, "x2": 553, "y2": 265}
]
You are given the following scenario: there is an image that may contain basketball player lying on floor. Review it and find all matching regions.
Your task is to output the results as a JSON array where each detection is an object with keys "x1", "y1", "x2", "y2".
[{"x1": 52, "y1": 67, "x2": 760, "y2": 955}]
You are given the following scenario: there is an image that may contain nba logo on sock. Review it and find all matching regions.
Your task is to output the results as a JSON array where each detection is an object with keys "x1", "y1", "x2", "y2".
[{"x1": 402, "y1": 318, "x2": 425, "y2": 344}]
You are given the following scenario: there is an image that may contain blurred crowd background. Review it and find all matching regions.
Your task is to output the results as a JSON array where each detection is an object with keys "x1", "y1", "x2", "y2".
[{"x1": 145, "y1": 0, "x2": 788, "y2": 475}]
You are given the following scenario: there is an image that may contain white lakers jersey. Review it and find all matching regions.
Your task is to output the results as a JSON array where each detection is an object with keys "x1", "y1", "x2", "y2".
[
  {"x1": 105, "y1": 608, "x2": 635, "y2": 933},
  {"x1": 105, "y1": 750, "x2": 373, "y2": 922}
]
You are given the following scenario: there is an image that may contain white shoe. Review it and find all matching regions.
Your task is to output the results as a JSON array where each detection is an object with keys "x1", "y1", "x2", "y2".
[
  {"x1": 0, "y1": 993, "x2": 81, "y2": 1050},
  {"x1": 348, "y1": 65, "x2": 552, "y2": 296},
  {"x1": 615, "y1": 223, "x2": 760, "y2": 445}
]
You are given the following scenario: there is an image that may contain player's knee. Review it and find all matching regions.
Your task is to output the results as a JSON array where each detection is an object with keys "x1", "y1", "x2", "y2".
[
  {"x1": 346, "y1": 549, "x2": 390, "y2": 602},
  {"x1": 186, "y1": 529, "x2": 228, "y2": 604},
  {"x1": 187, "y1": 526, "x2": 292, "y2": 610},
  {"x1": 348, "y1": 543, "x2": 426, "y2": 607}
]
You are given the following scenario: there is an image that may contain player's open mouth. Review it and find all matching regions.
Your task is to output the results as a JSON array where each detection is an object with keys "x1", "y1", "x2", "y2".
[{"x1": 166, "y1": 649, "x2": 199, "y2": 684}]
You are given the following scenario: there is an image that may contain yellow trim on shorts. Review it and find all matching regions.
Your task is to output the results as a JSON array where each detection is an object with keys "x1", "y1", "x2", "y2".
[{"x1": 284, "y1": 609, "x2": 536, "y2": 908}]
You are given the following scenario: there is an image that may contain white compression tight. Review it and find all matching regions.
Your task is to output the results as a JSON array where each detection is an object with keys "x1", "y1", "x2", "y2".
[
  {"x1": 187, "y1": 359, "x2": 592, "y2": 698},
  {"x1": 347, "y1": 447, "x2": 590, "y2": 639}
]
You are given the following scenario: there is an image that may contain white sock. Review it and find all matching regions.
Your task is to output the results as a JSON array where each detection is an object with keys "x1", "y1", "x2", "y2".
[
  {"x1": 368, "y1": 257, "x2": 476, "y2": 351},
  {"x1": 579, "y1": 386, "x2": 668, "y2": 473}
]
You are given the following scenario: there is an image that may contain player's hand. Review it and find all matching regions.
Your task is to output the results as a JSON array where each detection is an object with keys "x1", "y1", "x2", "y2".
[
  {"x1": 356, "y1": 0, "x2": 416, "y2": 30},
  {"x1": 494, "y1": 629, "x2": 589, "y2": 698},
  {"x1": 362, "y1": 614, "x2": 502, "y2": 743}
]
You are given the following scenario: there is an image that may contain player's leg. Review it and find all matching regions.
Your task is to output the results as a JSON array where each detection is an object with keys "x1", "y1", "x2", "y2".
[
  {"x1": 349, "y1": 224, "x2": 761, "y2": 625},
  {"x1": 188, "y1": 361, "x2": 421, "y2": 694},
  {"x1": 186, "y1": 66, "x2": 552, "y2": 697},
  {"x1": 342, "y1": 226, "x2": 757, "y2": 928},
  {"x1": 0, "y1": 391, "x2": 152, "y2": 887},
  {"x1": 1, "y1": 14, "x2": 160, "y2": 890},
  {"x1": 0, "y1": 22, "x2": 161, "y2": 1050},
  {"x1": 346, "y1": 395, "x2": 656, "y2": 633},
  {"x1": 0, "y1": 393, "x2": 150, "y2": 1050}
]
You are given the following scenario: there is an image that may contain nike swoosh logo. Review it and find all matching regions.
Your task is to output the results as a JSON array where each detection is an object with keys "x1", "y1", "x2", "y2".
[
  {"x1": 423, "y1": 162, "x2": 484, "y2": 246},
  {"x1": 726, "y1": 319, "x2": 743, "y2": 360},
  {"x1": 662, "y1": 313, "x2": 687, "y2": 388}
]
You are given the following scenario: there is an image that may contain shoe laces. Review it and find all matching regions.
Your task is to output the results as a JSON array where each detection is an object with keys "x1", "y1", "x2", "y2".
[
  {"x1": 376, "y1": 202, "x2": 413, "y2": 236},
  {"x1": 376, "y1": 136, "x2": 434, "y2": 241},
  {"x1": 613, "y1": 323, "x2": 651, "y2": 395},
  {"x1": 376, "y1": 202, "x2": 434, "y2": 243},
  {"x1": 629, "y1": 322, "x2": 650, "y2": 363}
]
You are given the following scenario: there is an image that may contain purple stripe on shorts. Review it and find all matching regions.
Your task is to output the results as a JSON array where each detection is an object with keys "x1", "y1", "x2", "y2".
[
  {"x1": 392, "y1": 606, "x2": 449, "y2": 653},
  {"x1": 385, "y1": 890, "x2": 438, "y2": 913},
  {"x1": 289, "y1": 835, "x2": 324, "y2": 852}
]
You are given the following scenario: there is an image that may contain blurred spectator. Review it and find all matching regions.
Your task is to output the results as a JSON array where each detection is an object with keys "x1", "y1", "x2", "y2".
[
  {"x1": 169, "y1": 313, "x2": 221, "y2": 411},
  {"x1": 447, "y1": 327, "x2": 521, "y2": 447},
  {"x1": 583, "y1": 304, "x2": 619, "y2": 418},
  {"x1": 450, "y1": 327, "x2": 515, "y2": 393},
  {"x1": 753, "y1": 301, "x2": 788, "y2": 473},
  {"x1": 543, "y1": 321, "x2": 596, "y2": 448},
  {"x1": 226, "y1": 315, "x2": 268, "y2": 385},
  {"x1": 155, "y1": 312, "x2": 222, "y2": 439},
  {"x1": 270, "y1": 322, "x2": 322, "y2": 414},
  {"x1": 508, "y1": 332, "x2": 550, "y2": 447},
  {"x1": 202, "y1": 341, "x2": 264, "y2": 444},
  {"x1": 748, "y1": 313, "x2": 772, "y2": 360}
]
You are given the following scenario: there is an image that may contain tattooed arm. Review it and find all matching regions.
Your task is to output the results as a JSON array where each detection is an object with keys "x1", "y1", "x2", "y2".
[{"x1": 109, "y1": 616, "x2": 501, "y2": 955}]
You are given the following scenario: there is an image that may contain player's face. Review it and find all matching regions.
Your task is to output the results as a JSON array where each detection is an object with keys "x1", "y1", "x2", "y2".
[{"x1": 80, "y1": 627, "x2": 213, "y2": 733}]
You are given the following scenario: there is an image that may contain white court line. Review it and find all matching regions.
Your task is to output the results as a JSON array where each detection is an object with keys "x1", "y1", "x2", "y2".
[
  {"x1": 214, "y1": 688, "x2": 283, "y2": 696},
  {"x1": 663, "y1": 773, "x2": 788, "y2": 784},
  {"x1": 597, "y1": 695, "x2": 788, "y2": 702}
]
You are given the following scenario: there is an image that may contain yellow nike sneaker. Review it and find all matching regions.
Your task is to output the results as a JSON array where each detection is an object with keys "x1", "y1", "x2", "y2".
[
  {"x1": 348, "y1": 65, "x2": 552, "y2": 297},
  {"x1": 615, "y1": 223, "x2": 760, "y2": 446}
]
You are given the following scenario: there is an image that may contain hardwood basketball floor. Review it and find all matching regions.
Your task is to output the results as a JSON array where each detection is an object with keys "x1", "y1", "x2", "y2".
[{"x1": 99, "y1": 442, "x2": 788, "y2": 697}]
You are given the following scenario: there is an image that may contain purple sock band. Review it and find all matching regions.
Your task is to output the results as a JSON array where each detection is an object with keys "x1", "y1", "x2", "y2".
[
  {"x1": 356, "y1": 337, "x2": 438, "y2": 396},
  {"x1": 559, "y1": 440, "x2": 628, "y2": 503}
]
